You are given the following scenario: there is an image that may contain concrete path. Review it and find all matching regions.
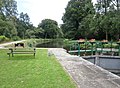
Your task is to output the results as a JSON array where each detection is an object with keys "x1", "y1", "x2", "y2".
[
  {"x1": 0, "y1": 40, "x2": 26, "y2": 48},
  {"x1": 48, "y1": 48, "x2": 120, "y2": 88}
]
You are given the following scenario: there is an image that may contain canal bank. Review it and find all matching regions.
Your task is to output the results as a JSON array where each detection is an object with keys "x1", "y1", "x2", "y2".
[{"x1": 48, "y1": 48, "x2": 120, "y2": 88}]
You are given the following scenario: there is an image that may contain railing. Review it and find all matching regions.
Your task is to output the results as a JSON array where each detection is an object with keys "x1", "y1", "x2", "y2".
[{"x1": 68, "y1": 40, "x2": 120, "y2": 56}]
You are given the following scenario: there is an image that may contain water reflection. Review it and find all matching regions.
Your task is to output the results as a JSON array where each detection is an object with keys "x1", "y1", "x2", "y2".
[{"x1": 36, "y1": 39, "x2": 64, "y2": 48}]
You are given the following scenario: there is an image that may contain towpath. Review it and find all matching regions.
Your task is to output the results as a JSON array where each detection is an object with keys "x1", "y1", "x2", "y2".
[
  {"x1": 48, "y1": 48, "x2": 120, "y2": 88},
  {"x1": 0, "y1": 40, "x2": 26, "y2": 48}
]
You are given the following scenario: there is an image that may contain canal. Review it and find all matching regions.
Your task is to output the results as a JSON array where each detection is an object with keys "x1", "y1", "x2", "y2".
[
  {"x1": 35, "y1": 39, "x2": 120, "y2": 76},
  {"x1": 82, "y1": 55, "x2": 120, "y2": 76}
]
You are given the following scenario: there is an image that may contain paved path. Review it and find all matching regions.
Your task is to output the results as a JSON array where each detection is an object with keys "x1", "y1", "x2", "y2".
[
  {"x1": 48, "y1": 48, "x2": 120, "y2": 88},
  {"x1": 0, "y1": 40, "x2": 26, "y2": 48}
]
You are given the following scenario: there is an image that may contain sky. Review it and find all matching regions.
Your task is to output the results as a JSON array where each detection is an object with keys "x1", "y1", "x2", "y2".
[{"x1": 16, "y1": 0, "x2": 97, "y2": 27}]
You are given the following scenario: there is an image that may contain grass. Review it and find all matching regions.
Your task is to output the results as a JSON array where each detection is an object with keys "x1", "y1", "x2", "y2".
[{"x1": 0, "y1": 49, "x2": 76, "y2": 88}]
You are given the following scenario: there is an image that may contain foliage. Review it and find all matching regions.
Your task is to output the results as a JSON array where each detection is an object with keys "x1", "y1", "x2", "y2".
[
  {"x1": 25, "y1": 39, "x2": 37, "y2": 47},
  {"x1": 103, "y1": 43, "x2": 117, "y2": 48},
  {"x1": 0, "y1": 0, "x2": 18, "y2": 38},
  {"x1": 16, "y1": 12, "x2": 34, "y2": 39},
  {"x1": 38, "y1": 19, "x2": 63, "y2": 38},
  {"x1": 12, "y1": 36, "x2": 20, "y2": 41},
  {"x1": 0, "y1": 17, "x2": 17, "y2": 38},
  {"x1": 62, "y1": 0, "x2": 120, "y2": 41},
  {"x1": 63, "y1": 39, "x2": 71, "y2": 50},
  {"x1": 0, "y1": 35, "x2": 9, "y2": 42},
  {"x1": 33, "y1": 28, "x2": 44, "y2": 38},
  {"x1": 0, "y1": 0, "x2": 35, "y2": 40},
  {"x1": 0, "y1": 0, "x2": 120, "y2": 41},
  {"x1": 62, "y1": 0, "x2": 95, "y2": 39}
]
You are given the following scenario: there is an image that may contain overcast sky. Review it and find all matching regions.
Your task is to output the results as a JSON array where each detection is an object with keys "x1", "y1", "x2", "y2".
[{"x1": 16, "y1": 0, "x2": 97, "y2": 27}]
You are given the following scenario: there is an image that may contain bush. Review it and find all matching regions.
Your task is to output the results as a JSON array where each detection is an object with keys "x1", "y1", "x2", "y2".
[
  {"x1": 25, "y1": 39, "x2": 37, "y2": 47},
  {"x1": 103, "y1": 43, "x2": 118, "y2": 48},
  {"x1": 12, "y1": 36, "x2": 21, "y2": 41},
  {"x1": 0, "y1": 36, "x2": 9, "y2": 42},
  {"x1": 63, "y1": 39, "x2": 71, "y2": 50}
]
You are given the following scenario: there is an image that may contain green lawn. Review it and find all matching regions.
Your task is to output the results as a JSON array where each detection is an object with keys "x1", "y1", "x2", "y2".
[{"x1": 0, "y1": 49, "x2": 76, "y2": 88}]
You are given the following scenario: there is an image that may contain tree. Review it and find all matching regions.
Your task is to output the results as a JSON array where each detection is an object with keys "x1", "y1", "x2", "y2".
[
  {"x1": 16, "y1": 12, "x2": 33, "y2": 39},
  {"x1": 62, "y1": 0, "x2": 95, "y2": 39},
  {"x1": 0, "y1": 0, "x2": 35, "y2": 40},
  {"x1": 34, "y1": 27, "x2": 44, "y2": 38},
  {"x1": 38, "y1": 19, "x2": 62, "y2": 38},
  {"x1": 0, "y1": 0, "x2": 2, "y2": 12},
  {"x1": 1, "y1": 0, "x2": 18, "y2": 19},
  {"x1": 110, "y1": 12, "x2": 120, "y2": 40},
  {"x1": 0, "y1": 0, "x2": 18, "y2": 39},
  {"x1": 19, "y1": 12, "x2": 30, "y2": 23},
  {"x1": 95, "y1": 0, "x2": 120, "y2": 40},
  {"x1": 79, "y1": 14, "x2": 95, "y2": 39},
  {"x1": 0, "y1": 19, "x2": 17, "y2": 38}
]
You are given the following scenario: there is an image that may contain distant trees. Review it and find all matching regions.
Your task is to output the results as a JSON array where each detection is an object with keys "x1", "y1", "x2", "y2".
[
  {"x1": 0, "y1": 0, "x2": 119, "y2": 41},
  {"x1": 0, "y1": 0, "x2": 18, "y2": 39},
  {"x1": 0, "y1": 0, "x2": 63, "y2": 40},
  {"x1": 0, "y1": 0, "x2": 35, "y2": 40},
  {"x1": 38, "y1": 19, "x2": 63, "y2": 38},
  {"x1": 16, "y1": 12, "x2": 33, "y2": 39},
  {"x1": 61, "y1": 0, "x2": 120, "y2": 40}
]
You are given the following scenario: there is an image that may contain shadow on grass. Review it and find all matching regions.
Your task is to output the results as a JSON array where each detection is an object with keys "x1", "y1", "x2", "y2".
[{"x1": 9, "y1": 55, "x2": 35, "y2": 60}]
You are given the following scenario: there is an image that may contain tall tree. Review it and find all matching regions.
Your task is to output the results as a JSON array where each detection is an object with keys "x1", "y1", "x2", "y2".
[
  {"x1": 95, "y1": 0, "x2": 120, "y2": 40},
  {"x1": 0, "y1": 0, "x2": 18, "y2": 38},
  {"x1": 62, "y1": 0, "x2": 95, "y2": 39},
  {"x1": 19, "y1": 12, "x2": 30, "y2": 23},
  {"x1": 1, "y1": 0, "x2": 18, "y2": 19},
  {"x1": 17, "y1": 12, "x2": 32, "y2": 39}
]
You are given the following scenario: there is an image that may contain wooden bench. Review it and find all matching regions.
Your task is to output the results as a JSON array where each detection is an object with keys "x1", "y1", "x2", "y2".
[{"x1": 7, "y1": 48, "x2": 36, "y2": 58}]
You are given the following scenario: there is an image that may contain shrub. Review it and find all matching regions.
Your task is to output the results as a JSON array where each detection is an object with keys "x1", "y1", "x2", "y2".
[
  {"x1": 103, "y1": 43, "x2": 118, "y2": 48},
  {"x1": 0, "y1": 36, "x2": 9, "y2": 42},
  {"x1": 12, "y1": 36, "x2": 20, "y2": 41},
  {"x1": 63, "y1": 39, "x2": 71, "y2": 50}
]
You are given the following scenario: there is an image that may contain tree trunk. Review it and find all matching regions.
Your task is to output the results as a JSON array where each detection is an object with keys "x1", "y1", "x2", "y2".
[
  {"x1": 116, "y1": 34, "x2": 120, "y2": 41},
  {"x1": 117, "y1": 34, "x2": 119, "y2": 41},
  {"x1": 104, "y1": 0, "x2": 107, "y2": 15},
  {"x1": 105, "y1": 31, "x2": 108, "y2": 40},
  {"x1": 116, "y1": 0, "x2": 119, "y2": 11}
]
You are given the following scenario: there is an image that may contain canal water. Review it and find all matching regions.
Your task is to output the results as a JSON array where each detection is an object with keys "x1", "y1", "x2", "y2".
[
  {"x1": 36, "y1": 39, "x2": 64, "y2": 48},
  {"x1": 82, "y1": 55, "x2": 120, "y2": 76}
]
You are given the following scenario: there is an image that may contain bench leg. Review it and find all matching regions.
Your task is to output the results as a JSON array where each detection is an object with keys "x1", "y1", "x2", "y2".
[
  {"x1": 7, "y1": 53, "x2": 10, "y2": 59},
  {"x1": 12, "y1": 53, "x2": 14, "y2": 57},
  {"x1": 34, "y1": 53, "x2": 35, "y2": 57},
  {"x1": 9, "y1": 54, "x2": 10, "y2": 58}
]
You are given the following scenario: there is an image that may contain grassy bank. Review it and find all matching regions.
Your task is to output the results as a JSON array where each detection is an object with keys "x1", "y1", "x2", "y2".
[{"x1": 0, "y1": 49, "x2": 76, "y2": 88}]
